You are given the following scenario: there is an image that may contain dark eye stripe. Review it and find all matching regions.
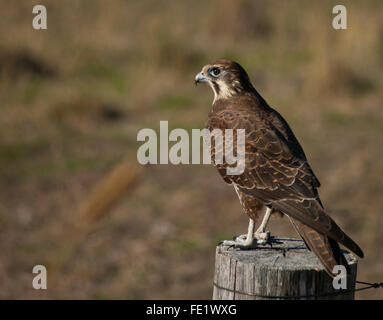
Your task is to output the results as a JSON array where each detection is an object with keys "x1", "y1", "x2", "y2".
[{"x1": 212, "y1": 81, "x2": 220, "y2": 94}]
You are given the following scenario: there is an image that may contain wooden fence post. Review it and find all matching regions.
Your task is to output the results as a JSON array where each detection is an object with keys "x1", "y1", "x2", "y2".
[{"x1": 213, "y1": 238, "x2": 357, "y2": 300}]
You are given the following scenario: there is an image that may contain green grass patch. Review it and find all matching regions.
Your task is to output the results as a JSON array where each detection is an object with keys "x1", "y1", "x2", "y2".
[
  {"x1": 77, "y1": 60, "x2": 128, "y2": 95},
  {"x1": 23, "y1": 80, "x2": 41, "y2": 103},
  {"x1": 0, "y1": 138, "x2": 49, "y2": 164},
  {"x1": 158, "y1": 94, "x2": 191, "y2": 110},
  {"x1": 324, "y1": 111, "x2": 350, "y2": 125},
  {"x1": 165, "y1": 239, "x2": 202, "y2": 253}
]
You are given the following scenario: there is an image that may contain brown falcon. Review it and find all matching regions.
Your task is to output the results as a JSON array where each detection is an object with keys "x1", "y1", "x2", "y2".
[{"x1": 195, "y1": 59, "x2": 363, "y2": 276}]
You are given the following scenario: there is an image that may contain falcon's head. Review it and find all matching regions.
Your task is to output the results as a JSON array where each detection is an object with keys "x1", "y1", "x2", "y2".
[{"x1": 195, "y1": 60, "x2": 253, "y2": 102}]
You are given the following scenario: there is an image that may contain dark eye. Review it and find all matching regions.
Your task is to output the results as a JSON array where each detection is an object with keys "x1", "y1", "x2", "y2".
[{"x1": 209, "y1": 67, "x2": 221, "y2": 77}]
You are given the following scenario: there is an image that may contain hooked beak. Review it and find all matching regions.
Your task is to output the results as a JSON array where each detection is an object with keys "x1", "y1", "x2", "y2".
[{"x1": 195, "y1": 71, "x2": 209, "y2": 85}]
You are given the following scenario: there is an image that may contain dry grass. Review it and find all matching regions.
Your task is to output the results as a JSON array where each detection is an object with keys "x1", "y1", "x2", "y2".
[{"x1": 0, "y1": 0, "x2": 382, "y2": 299}]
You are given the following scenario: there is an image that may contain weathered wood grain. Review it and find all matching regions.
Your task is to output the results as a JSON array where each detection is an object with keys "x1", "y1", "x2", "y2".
[{"x1": 213, "y1": 238, "x2": 357, "y2": 300}]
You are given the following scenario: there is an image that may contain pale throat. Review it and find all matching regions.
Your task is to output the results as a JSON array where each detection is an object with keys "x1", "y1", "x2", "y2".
[{"x1": 209, "y1": 80, "x2": 240, "y2": 104}]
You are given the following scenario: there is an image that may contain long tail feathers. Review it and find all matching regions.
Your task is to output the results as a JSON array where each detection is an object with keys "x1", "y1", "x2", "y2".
[
  {"x1": 288, "y1": 217, "x2": 350, "y2": 277},
  {"x1": 271, "y1": 198, "x2": 364, "y2": 259}
]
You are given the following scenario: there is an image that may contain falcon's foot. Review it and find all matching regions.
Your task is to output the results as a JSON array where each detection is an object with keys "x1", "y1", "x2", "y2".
[
  {"x1": 220, "y1": 234, "x2": 256, "y2": 249},
  {"x1": 238, "y1": 231, "x2": 271, "y2": 245},
  {"x1": 254, "y1": 230, "x2": 271, "y2": 245}
]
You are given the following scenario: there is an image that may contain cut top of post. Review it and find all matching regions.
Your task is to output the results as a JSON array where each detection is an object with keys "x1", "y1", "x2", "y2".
[
  {"x1": 213, "y1": 238, "x2": 358, "y2": 300},
  {"x1": 219, "y1": 238, "x2": 356, "y2": 272}
]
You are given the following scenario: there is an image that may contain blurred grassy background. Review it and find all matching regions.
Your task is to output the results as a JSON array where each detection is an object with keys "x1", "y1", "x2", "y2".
[{"x1": 0, "y1": 0, "x2": 382, "y2": 299}]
